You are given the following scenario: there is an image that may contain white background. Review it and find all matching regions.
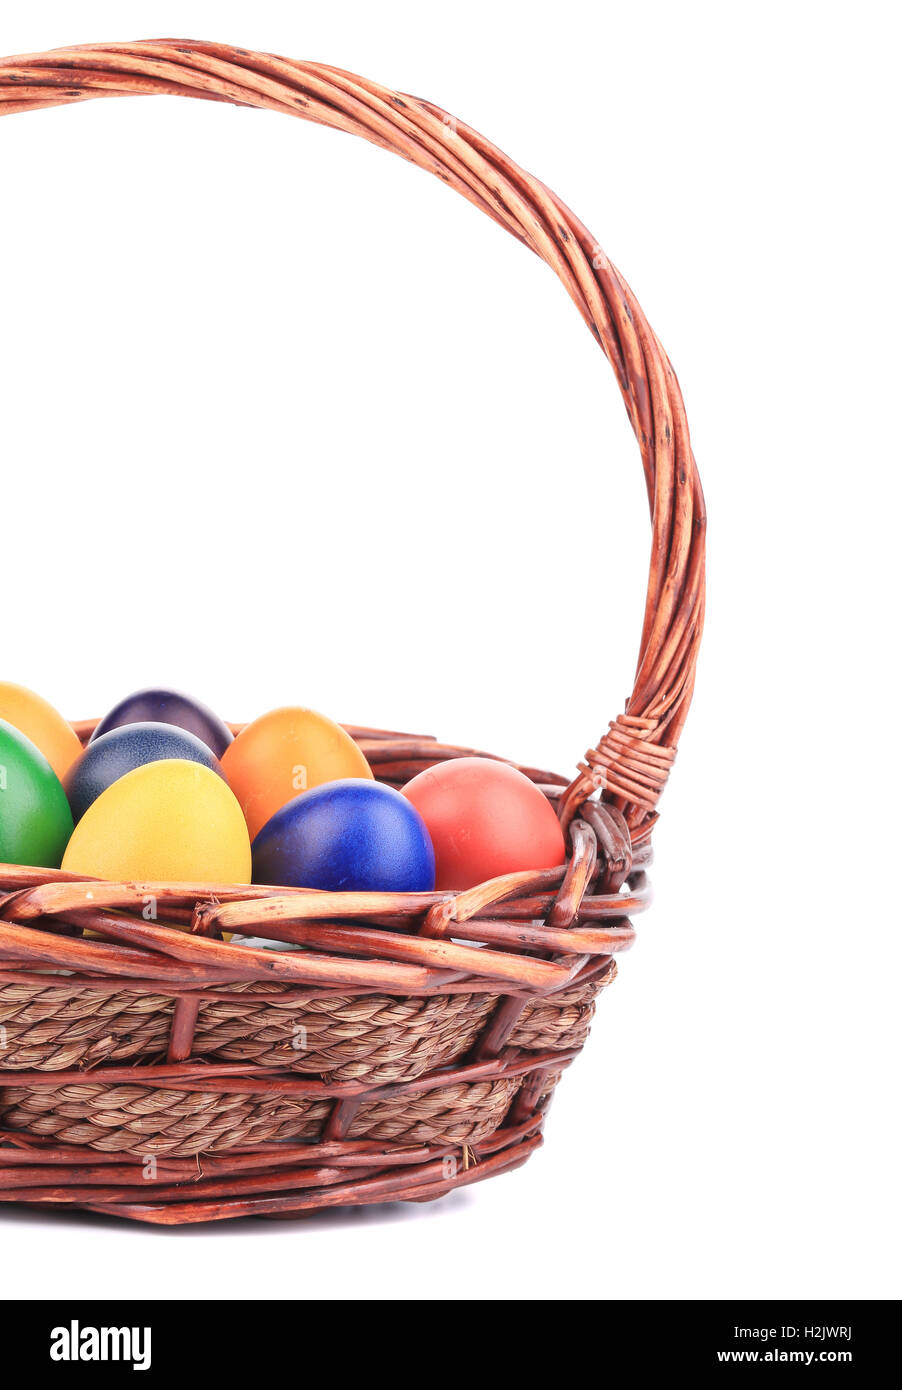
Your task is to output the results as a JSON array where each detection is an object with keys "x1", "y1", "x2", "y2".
[{"x1": 1, "y1": 1, "x2": 899, "y2": 1300}]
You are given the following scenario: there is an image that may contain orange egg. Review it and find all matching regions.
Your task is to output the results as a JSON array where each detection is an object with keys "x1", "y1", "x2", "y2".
[
  {"x1": 221, "y1": 707, "x2": 373, "y2": 840},
  {"x1": 0, "y1": 682, "x2": 83, "y2": 781}
]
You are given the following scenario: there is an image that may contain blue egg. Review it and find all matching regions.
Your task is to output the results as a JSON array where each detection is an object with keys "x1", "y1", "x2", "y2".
[
  {"x1": 91, "y1": 687, "x2": 233, "y2": 757},
  {"x1": 64, "y1": 721, "x2": 225, "y2": 822},
  {"x1": 252, "y1": 778, "x2": 436, "y2": 892}
]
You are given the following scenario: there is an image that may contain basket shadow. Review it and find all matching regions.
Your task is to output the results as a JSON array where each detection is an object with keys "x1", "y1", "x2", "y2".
[{"x1": 0, "y1": 1186, "x2": 476, "y2": 1235}]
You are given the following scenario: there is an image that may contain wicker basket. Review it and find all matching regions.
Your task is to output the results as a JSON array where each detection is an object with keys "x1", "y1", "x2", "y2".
[{"x1": 0, "y1": 39, "x2": 705, "y2": 1225}]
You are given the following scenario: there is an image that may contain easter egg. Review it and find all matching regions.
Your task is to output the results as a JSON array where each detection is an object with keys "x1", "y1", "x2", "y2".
[
  {"x1": 0, "y1": 682, "x2": 82, "y2": 781},
  {"x1": 91, "y1": 688, "x2": 233, "y2": 758},
  {"x1": 402, "y1": 757, "x2": 566, "y2": 890},
  {"x1": 252, "y1": 778, "x2": 435, "y2": 893},
  {"x1": 62, "y1": 760, "x2": 251, "y2": 885},
  {"x1": 64, "y1": 722, "x2": 225, "y2": 823},
  {"x1": 0, "y1": 719, "x2": 74, "y2": 868},
  {"x1": 222, "y1": 707, "x2": 374, "y2": 841}
]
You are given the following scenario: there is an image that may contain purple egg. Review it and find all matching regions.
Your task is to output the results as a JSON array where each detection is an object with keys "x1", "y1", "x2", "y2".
[{"x1": 91, "y1": 687, "x2": 233, "y2": 757}]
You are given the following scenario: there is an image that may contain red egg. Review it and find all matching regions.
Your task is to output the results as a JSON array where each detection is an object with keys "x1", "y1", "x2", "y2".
[{"x1": 402, "y1": 756, "x2": 566, "y2": 891}]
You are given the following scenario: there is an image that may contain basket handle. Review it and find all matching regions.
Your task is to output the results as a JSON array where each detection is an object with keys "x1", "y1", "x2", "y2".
[{"x1": 1, "y1": 38, "x2": 705, "y2": 843}]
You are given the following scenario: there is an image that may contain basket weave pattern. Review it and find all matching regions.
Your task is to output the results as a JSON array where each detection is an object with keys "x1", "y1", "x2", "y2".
[{"x1": 0, "y1": 39, "x2": 704, "y2": 1225}]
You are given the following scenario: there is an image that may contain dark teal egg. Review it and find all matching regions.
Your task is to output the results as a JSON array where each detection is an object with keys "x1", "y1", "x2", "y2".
[
  {"x1": 64, "y1": 721, "x2": 224, "y2": 822},
  {"x1": 91, "y1": 687, "x2": 233, "y2": 757},
  {"x1": 251, "y1": 778, "x2": 436, "y2": 892}
]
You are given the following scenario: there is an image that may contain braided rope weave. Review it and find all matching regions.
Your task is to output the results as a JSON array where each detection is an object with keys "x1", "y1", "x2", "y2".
[
  {"x1": 1, "y1": 1076, "x2": 522, "y2": 1156},
  {"x1": 0, "y1": 969, "x2": 609, "y2": 1079},
  {"x1": 0, "y1": 39, "x2": 703, "y2": 1225}
]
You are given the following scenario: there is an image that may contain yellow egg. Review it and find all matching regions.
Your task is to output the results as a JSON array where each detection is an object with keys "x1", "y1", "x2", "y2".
[
  {"x1": 62, "y1": 759, "x2": 251, "y2": 887},
  {"x1": 0, "y1": 682, "x2": 83, "y2": 780},
  {"x1": 221, "y1": 707, "x2": 373, "y2": 840}
]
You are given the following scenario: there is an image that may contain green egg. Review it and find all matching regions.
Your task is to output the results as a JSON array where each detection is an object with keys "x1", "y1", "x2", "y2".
[{"x1": 0, "y1": 718, "x2": 74, "y2": 868}]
